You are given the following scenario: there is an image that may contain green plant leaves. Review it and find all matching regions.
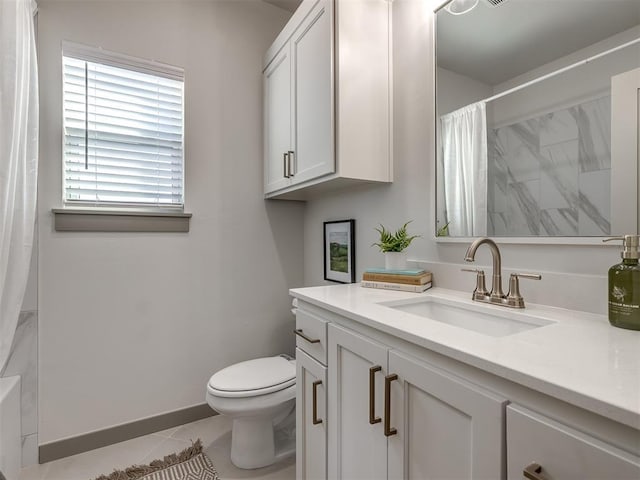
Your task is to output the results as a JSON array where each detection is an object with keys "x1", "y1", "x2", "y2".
[
  {"x1": 372, "y1": 221, "x2": 420, "y2": 252},
  {"x1": 437, "y1": 221, "x2": 450, "y2": 237}
]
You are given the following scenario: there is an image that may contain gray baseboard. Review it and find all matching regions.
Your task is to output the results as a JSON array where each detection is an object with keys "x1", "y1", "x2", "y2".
[{"x1": 39, "y1": 403, "x2": 215, "y2": 463}]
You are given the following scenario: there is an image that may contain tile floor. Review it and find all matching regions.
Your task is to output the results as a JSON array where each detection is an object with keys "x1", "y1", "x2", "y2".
[{"x1": 18, "y1": 415, "x2": 295, "y2": 480}]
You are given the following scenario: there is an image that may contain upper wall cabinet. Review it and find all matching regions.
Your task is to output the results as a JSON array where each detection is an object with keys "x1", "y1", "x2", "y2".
[{"x1": 263, "y1": 0, "x2": 392, "y2": 200}]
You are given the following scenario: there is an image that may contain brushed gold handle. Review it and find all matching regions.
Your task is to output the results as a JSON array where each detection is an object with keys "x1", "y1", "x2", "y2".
[
  {"x1": 283, "y1": 152, "x2": 289, "y2": 178},
  {"x1": 523, "y1": 462, "x2": 545, "y2": 480},
  {"x1": 312, "y1": 380, "x2": 322, "y2": 425},
  {"x1": 288, "y1": 150, "x2": 295, "y2": 177},
  {"x1": 369, "y1": 365, "x2": 382, "y2": 424},
  {"x1": 384, "y1": 373, "x2": 398, "y2": 437},
  {"x1": 294, "y1": 329, "x2": 320, "y2": 344}
]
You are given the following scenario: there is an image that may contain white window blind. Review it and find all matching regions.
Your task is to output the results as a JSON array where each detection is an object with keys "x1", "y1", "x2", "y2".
[{"x1": 62, "y1": 48, "x2": 184, "y2": 208}]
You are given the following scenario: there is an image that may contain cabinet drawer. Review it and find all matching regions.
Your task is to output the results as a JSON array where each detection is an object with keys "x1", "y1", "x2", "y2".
[
  {"x1": 507, "y1": 404, "x2": 640, "y2": 479},
  {"x1": 295, "y1": 309, "x2": 328, "y2": 365}
]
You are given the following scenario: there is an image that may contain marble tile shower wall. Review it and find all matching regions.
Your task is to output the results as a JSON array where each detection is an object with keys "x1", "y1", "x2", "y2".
[
  {"x1": 488, "y1": 96, "x2": 611, "y2": 236},
  {"x1": 1, "y1": 311, "x2": 38, "y2": 467}
]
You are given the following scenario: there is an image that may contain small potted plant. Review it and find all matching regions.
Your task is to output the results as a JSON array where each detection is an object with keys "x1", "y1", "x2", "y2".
[
  {"x1": 437, "y1": 220, "x2": 450, "y2": 237},
  {"x1": 372, "y1": 221, "x2": 420, "y2": 270}
]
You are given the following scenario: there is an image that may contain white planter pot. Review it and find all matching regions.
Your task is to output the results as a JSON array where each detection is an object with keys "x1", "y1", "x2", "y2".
[{"x1": 384, "y1": 252, "x2": 408, "y2": 270}]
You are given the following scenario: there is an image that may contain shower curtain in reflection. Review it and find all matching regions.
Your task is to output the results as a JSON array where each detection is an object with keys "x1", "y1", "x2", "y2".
[
  {"x1": 440, "y1": 101, "x2": 487, "y2": 237},
  {"x1": 0, "y1": 0, "x2": 38, "y2": 372}
]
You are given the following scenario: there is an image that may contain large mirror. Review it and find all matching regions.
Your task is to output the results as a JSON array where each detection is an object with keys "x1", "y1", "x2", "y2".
[{"x1": 435, "y1": 0, "x2": 640, "y2": 239}]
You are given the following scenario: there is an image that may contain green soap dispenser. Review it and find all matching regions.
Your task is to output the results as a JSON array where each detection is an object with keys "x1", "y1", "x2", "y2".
[{"x1": 603, "y1": 235, "x2": 640, "y2": 330}]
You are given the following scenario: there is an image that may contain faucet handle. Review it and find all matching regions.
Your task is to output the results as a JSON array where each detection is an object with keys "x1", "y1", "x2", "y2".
[
  {"x1": 461, "y1": 268, "x2": 489, "y2": 296},
  {"x1": 513, "y1": 273, "x2": 542, "y2": 281},
  {"x1": 507, "y1": 273, "x2": 541, "y2": 308}
]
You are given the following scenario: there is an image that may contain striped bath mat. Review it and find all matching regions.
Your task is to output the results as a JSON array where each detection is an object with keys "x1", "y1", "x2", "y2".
[{"x1": 93, "y1": 439, "x2": 218, "y2": 480}]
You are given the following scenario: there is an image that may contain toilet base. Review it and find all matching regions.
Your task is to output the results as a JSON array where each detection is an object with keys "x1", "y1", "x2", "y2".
[{"x1": 230, "y1": 407, "x2": 295, "y2": 469}]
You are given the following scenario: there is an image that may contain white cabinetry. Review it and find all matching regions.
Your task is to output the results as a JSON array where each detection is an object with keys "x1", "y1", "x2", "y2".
[
  {"x1": 263, "y1": 0, "x2": 392, "y2": 199},
  {"x1": 295, "y1": 308, "x2": 329, "y2": 479},
  {"x1": 327, "y1": 323, "x2": 506, "y2": 479},
  {"x1": 296, "y1": 299, "x2": 640, "y2": 480},
  {"x1": 296, "y1": 349, "x2": 327, "y2": 480},
  {"x1": 327, "y1": 324, "x2": 388, "y2": 480},
  {"x1": 388, "y1": 350, "x2": 506, "y2": 480},
  {"x1": 507, "y1": 404, "x2": 640, "y2": 480},
  {"x1": 264, "y1": 46, "x2": 292, "y2": 193},
  {"x1": 290, "y1": 0, "x2": 333, "y2": 186}
]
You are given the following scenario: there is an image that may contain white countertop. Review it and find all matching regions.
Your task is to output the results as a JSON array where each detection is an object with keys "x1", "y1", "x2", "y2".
[{"x1": 290, "y1": 284, "x2": 640, "y2": 429}]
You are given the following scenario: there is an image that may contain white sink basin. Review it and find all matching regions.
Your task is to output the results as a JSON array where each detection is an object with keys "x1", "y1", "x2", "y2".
[{"x1": 382, "y1": 296, "x2": 554, "y2": 337}]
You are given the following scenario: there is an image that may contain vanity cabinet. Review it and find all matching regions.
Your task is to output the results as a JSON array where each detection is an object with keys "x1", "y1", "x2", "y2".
[
  {"x1": 327, "y1": 324, "x2": 388, "y2": 479},
  {"x1": 296, "y1": 348, "x2": 327, "y2": 480},
  {"x1": 294, "y1": 296, "x2": 640, "y2": 480},
  {"x1": 327, "y1": 323, "x2": 506, "y2": 479},
  {"x1": 263, "y1": 0, "x2": 392, "y2": 199},
  {"x1": 387, "y1": 350, "x2": 506, "y2": 479},
  {"x1": 295, "y1": 308, "x2": 329, "y2": 479},
  {"x1": 507, "y1": 404, "x2": 640, "y2": 479}
]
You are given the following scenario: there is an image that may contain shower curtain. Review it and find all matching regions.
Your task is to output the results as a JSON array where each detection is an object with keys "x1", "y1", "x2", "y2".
[
  {"x1": 0, "y1": 0, "x2": 38, "y2": 372},
  {"x1": 440, "y1": 101, "x2": 487, "y2": 237}
]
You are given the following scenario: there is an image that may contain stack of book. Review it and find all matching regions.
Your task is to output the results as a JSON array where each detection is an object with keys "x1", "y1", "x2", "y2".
[{"x1": 361, "y1": 268, "x2": 432, "y2": 293}]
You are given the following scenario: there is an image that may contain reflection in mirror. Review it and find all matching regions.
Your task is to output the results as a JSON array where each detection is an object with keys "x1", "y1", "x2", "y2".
[{"x1": 435, "y1": 0, "x2": 640, "y2": 238}]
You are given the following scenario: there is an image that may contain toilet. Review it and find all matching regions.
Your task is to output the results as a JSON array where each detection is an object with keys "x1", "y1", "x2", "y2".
[{"x1": 206, "y1": 355, "x2": 296, "y2": 469}]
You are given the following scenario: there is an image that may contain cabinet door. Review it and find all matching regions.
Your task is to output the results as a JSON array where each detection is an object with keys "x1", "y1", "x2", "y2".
[
  {"x1": 507, "y1": 404, "x2": 640, "y2": 480},
  {"x1": 328, "y1": 324, "x2": 388, "y2": 480},
  {"x1": 264, "y1": 44, "x2": 292, "y2": 193},
  {"x1": 296, "y1": 348, "x2": 327, "y2": 480},
  {"x1": 388, "y1": 351, "x2": 507, "y2": 480},
  {"x1": 290, "y1": 0, "x2": 334, "y2": 185}
]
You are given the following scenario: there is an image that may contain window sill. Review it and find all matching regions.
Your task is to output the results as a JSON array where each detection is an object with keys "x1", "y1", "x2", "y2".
[{"x1": 52, "y1": 208, "x2": 192, "y2": 232}]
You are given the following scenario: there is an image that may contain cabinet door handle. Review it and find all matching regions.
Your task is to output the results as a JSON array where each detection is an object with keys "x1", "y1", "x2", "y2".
[
  {"x1": 384, "y1": 373, "x2": 398, "y2": 437},
  {"x1": 288, "y1": 150, "x2": 295, "y2": 177},
  {"x1": 294, "y1": 328, "x2": 320, "y2": 344},
  {"x1": 369, "y1": 365, "x2": 382, "y2": 424},
  {"x1": 523, "y1": 462, "x2": 545, "y2": 480},
  {"x1": 283, "y1": 152, "x2": 290, "y2": 178},
  {"x1": 312, "y1": 380, "x2": 323, "y2": 425}
]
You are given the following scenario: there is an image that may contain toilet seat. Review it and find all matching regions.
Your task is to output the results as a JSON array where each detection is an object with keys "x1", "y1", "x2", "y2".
[{"x1": 208, "y1": 356, "x2": 295, "y2": 398}]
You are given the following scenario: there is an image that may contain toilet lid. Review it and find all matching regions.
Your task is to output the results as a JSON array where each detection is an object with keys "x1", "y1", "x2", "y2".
[{"x1": 208, "y1": 356, "x2": 295, "y2": 395}]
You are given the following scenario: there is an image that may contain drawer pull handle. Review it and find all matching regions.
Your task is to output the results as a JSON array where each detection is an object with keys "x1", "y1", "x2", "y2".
[
  {"x1": 384, "y1": 373, "x2": 398, "y2": 437},
  {"x1": 283, "y1": 152, "x2": 290, "y2": 178},
  {"x1": 369, "y1": 365, "x2": 382, "y2": 424},
  {"x1": 523, "y1": 462, "x2": 545, "y2": 480},
  {"x1": 312, "y1": 380, "x2": 323, "y2": 425},
  {"x1": 294, "y1": 329, "x2": 320, "y2": 344},
  {"x1": 288, "y1": 150, "x2": 296, "y2": 177}
]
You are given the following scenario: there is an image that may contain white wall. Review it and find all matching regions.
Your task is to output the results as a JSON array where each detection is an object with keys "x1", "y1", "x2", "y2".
[
  {"x1": 37, "y1": 0, "x2": 303, "y2": 444},
  {"x1": 437, "y1": 25, "x2": 640, "y2": 126},
  {"x1": 436, "y1": 66, "x2": 492, "y2": 116},
  {"x1": 303, "y1": 0, "x2": 616, "y2": 315},
  {"x1": 491, "y1": 26, "x2": 640, "y2": 127}
]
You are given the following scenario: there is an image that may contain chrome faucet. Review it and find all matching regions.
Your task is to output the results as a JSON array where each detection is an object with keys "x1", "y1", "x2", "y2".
[{"x1": 462, "y1": 237, "x2": 541, "y2": 308}]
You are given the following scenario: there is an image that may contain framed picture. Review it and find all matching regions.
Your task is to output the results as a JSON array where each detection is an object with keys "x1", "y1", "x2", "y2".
[{"x1": 324, "y1": 219, "x2": 356, "y2": 283}]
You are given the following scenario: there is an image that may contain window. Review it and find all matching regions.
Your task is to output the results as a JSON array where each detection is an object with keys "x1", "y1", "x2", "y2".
[{"x1": 62, "y1": 44, "x2": 184, "y2": 209}]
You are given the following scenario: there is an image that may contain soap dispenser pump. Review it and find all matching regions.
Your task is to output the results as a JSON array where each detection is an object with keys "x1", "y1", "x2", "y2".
[{"x1": 603, "y1": 235, "x2": 640, "y2": 330}]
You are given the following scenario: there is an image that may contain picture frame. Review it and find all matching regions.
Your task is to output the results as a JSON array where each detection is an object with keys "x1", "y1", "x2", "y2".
[{"x1": 324, "y1": 219, "x2": 356, "y2": 283}]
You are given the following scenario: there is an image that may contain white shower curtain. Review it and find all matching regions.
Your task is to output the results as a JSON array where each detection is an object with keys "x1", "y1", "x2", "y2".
[
  {"x1": 0, "y1": 0, "x2": 38, "y2": 372},
  {"x1": 440, "y1": 101, "x2": 487, "y2": 237}
]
